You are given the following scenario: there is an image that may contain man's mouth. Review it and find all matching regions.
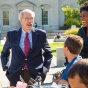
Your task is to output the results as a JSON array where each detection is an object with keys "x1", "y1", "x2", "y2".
[{"x1": 27, "y1": 23, "x2": 32, "y2": 26}]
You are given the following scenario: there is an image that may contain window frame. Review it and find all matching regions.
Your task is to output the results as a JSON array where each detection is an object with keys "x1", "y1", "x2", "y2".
[
  {"x1": 3, "y1": 10, "x2": 10, "y2": 26},
  {"x1": 42, "y1": 10, "x2": 49, "y2": 25}
]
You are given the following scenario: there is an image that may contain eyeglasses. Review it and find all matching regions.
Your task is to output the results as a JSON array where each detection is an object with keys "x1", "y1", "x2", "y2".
[{"x1": 22, "y1": 17, "x2": 34, "y2": 21}]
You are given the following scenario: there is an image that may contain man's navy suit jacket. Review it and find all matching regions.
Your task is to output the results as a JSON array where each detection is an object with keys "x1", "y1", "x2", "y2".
[{"x1": 1, "y1": 28, "x2": 53, "y2": 84}]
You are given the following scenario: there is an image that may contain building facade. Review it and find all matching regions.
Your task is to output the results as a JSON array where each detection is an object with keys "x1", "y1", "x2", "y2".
[{"x1": 0, "y1": 0, "x2": 79, "y2": 37}]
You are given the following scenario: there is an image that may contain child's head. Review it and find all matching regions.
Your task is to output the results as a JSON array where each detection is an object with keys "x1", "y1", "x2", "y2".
[{"x1": 64, "y1": 35, "x2": 83, "y2": 56}]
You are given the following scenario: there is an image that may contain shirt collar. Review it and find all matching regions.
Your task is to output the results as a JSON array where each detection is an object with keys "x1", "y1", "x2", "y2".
[
  {"x1": 22, "y1": 28, "x2": 32, "y2": 34},
  {"x1": 69, "y1": 55, "x2": 82, "y2": 65}
]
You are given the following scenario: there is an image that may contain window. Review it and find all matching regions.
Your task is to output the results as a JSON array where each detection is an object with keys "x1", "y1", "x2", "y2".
[
  {"x1": 3, "y1": 11, "x2": 9, "y2": 25},
  {"x1": 42, "y1": 11, "x2": 48, "y2": 25}
]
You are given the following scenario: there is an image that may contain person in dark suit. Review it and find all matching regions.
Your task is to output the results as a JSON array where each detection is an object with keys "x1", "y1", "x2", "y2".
[
  {"x1": 78, "y1": 2, "x2": 88, "y2": 58},
  {"x1": 1, "y1": 9, "x2": 53, "y2": 87}
]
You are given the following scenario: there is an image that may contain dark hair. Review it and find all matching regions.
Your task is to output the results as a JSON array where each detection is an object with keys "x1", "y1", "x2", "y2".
[
  {"x1": 67, "y1": 59, "x2": 88, "y2": 87},
  {"x1": 64, "y1": 35, "x2": 83, "y2": 54},
  {"x1": 80, "y1": 1, "x2": 88, "y2": 13}
]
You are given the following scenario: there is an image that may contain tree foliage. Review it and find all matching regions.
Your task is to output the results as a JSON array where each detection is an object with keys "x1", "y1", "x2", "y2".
[
  {"x1": 62, "y1": 5, "x2": 82, "y2": 27},
  {"x1": 76, "y1": 0, "x2": 88, "y2": 5}
]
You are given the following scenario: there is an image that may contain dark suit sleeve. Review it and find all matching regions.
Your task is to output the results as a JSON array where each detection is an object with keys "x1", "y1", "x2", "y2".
[
  {"x1": 1, "y1": 32, "x2": 10, "y2": 71},
  {"x1": 42, "y1": 31, "x2": 53, "y2": 72}
]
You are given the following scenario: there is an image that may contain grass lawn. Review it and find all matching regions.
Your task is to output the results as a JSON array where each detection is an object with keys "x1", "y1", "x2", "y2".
[
  {"x1": 0, "y1": 42, "x2": 64, "y2": 56},
  {"x1": 0, "y1": 44, "x2": 3, "y2": 53},
  {"x1": 49, "y1": 42, "x2": 64, "y2": 57}
]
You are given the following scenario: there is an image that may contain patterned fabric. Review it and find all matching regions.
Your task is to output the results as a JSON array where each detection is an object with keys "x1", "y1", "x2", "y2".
[
  {"x1": 24, "y1": 32, "x2": 30, "y2": 56},
  {"x1": 24, "y1": 32, "x2": 30, "y2": 71},
  {"x1": 20, "y1": 29, "x2": 32, "y2": 52}
]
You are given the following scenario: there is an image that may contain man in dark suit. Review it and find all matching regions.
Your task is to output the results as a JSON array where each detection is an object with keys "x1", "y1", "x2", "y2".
[{"x1": 1, "y1": 9, "x2": 53, "y2": 87}]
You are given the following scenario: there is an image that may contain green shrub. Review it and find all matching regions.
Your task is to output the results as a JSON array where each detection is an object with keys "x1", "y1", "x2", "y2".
[
  {"x1": 65, "y1": 18, "x2": 81, "y2": 27},
  {"x1": 59, "y1": 24, "x2": 70, "y2": 30},
  {"x1": 0, "y1": 44, "x2": 3, "y2": 53},
  {"x1": 62, "y1": 5, "x2": 82, "y2": 28},
  {"x1": 65, "y1": 28, "x2": 79, "y2": 35},
  {"x1": 77, "y1": 0, "x2": 88, "y2": 5}
]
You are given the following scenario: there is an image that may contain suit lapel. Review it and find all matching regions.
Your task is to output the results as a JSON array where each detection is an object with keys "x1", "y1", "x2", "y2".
[
  {"x1": 15, "y1": 28, "x2": 25, "y2": 57},
  {"x1": 28, "y1": 28, "x2": 38, "y2": 55},
  {"x1": 16, "y1": 28, "x2": 22, "y2": 45},
  {"x1": 15, "y1": 28, "x2": 38, "y2": 56},
  {"x1": 32, "y1": 29, "x2": 38, "y2": 48}
]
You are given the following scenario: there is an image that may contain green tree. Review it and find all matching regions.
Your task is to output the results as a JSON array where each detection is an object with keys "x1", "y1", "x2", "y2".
[
  {"x1": 62, "y1": 5, "x2": 82, "y2": 27},
  {"x1": 76, "y1": 0, "x2": 88, "y2": 5}
]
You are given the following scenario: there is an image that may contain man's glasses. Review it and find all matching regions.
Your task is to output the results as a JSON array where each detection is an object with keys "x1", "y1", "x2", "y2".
[{"x1": 22, "y1": 17, "x2": 33, "y2": 21}]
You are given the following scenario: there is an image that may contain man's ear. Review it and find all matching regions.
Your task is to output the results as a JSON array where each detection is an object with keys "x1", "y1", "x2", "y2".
[
  {"x1": 66, "y1": 46, "x2": 70, "y2": 53},
  {"x1": 20, "y1": 18, "x2": 22, "y2": 24},
  {"x1": 65, "y1": 46, "x2": 69, "y2": 51}
]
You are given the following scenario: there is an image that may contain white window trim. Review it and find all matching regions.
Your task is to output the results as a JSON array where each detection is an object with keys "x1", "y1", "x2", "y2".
[{"x1": 42, "y1": 10, "x2": 49, "y2": 26}]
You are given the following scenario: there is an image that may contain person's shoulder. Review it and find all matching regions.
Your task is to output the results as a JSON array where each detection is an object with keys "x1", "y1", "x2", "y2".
[
  {"x1": 73, "y1": 56, "x2": 82, "y2": 64},
  {"x1": 7, "y1": 29, "x2": 21, "y2": 37},
  {"x1": 7, "y1": 29, "x2": 20, "y2": 34},
  {"x1": 79, "y1": 27, "x2": 85, "y2": 31},
  {"x1": 34, "y1": 28, "x2": 46, "y2": 34}
]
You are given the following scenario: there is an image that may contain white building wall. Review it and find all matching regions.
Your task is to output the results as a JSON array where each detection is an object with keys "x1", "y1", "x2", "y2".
[
  {"x1": 48, "y1": 0, "x2": 59, "y2": 30},
  {"x1": 0, "y1": 0, "x2": 80, "y2": 33}
]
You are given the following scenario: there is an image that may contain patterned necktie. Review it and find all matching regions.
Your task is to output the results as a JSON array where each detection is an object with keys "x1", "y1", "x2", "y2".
[
  {"x1": 24, "y1": 32, "x2": 30, "y2": 57},
  {"x1": 24, "y1": 32, "x2": 30, "y2": 71}
]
